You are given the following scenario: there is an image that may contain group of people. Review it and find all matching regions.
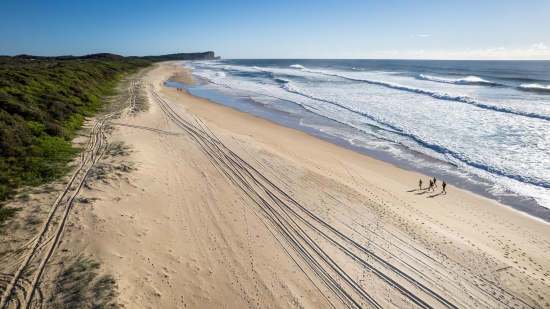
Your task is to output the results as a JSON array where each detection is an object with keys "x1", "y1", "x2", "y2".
[{"x1": 419, "y1": 177, "x2": 446, "y2": 194}]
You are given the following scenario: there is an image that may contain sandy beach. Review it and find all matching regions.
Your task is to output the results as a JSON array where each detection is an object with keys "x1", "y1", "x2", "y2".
[{"x1": 1, "y1": 62, "x2": 549, "y2": 308}]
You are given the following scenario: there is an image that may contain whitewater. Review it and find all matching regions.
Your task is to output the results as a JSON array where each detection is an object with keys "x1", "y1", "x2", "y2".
[{"x1": 179, "y1": 59, "x2": 550, "y2": 212}]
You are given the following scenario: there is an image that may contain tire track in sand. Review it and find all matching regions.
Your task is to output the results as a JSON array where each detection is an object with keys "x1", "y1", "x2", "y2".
[
  {"x1": 150, "y1": 85, "x2": 537, "y2": 309},
  {"x1": 150, "y1": 86, "x2": 434, "y2": 308},
  {"x1": 0, "y1": 79, "x2": 139, "y2": 309}
]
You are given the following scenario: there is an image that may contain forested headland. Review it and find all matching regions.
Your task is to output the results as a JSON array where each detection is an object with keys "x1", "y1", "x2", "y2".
[
  {"x1": 0, "y1": 53, "x2": 152, "y2": 223},
  {"x1": 134, "y1": 51, "x2": 220, "y2": 61}
]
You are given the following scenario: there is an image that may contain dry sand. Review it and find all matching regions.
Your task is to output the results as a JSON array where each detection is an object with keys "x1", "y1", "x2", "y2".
[{"x1": 1, "y1": 62, "x2": 549, "y2": 308}]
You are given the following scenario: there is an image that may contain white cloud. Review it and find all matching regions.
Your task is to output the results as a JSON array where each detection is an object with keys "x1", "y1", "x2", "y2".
[
  {"x1": 418, "y1": 35, "x2": 429, "y2": 37},
  {"x1": 370, "y1": 44, "x2": 550, "y2": 60},
  {"x1": 533, "y1": 43, "x2": 548, "y2": 50},
  {"x1": 285, "y1": 44, "x2": 550, "y2": 60}
]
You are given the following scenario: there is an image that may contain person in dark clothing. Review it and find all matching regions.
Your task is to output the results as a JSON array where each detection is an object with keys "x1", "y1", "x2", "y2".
[
  {"x1": 433, "y1": 177, "x2": 437, "y2": 188},
  {"x1": 419, "y1": 179, "x2": 423, "y2": 190},
  {"x1": 442, "y1": 181, "x2": 447, "y2": 194},
  {"x1": 428, "y1": 179, "x2": 434, "y2": 191}
]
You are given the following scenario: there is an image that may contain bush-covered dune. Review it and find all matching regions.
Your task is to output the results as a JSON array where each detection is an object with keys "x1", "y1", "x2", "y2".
[{"x1": 0, "y1": 54, "x2": 151, "y2": 223}]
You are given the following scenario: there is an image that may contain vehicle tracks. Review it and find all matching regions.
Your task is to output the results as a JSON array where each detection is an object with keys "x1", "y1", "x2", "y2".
[
  {"x1": 150, "y1": 85, "x2": 537, "y2": 309},
  {"x1": 0, "y1": 78, "x2": 140, "y2": 309}
]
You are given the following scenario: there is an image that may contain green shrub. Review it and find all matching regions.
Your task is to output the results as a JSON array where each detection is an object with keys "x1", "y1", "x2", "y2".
[{"x1": 0, "y1": 55, "x2": 151, "y2": 224}]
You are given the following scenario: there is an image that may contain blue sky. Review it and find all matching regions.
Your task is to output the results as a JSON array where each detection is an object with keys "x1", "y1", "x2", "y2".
[{"x1": 1, "y1": 0, "x2": 549, "y2": 59}]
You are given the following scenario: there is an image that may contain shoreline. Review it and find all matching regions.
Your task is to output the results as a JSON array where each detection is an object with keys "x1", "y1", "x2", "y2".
[
  {"x1": 9, "y1": 61, "x2": 545, "y2": 308},
  {"x1": 148, "y1": 62, "x2": 549, "y2": 307},
  {"x1": 165, "y1": 75, "x2": 550, "y2": 223}
]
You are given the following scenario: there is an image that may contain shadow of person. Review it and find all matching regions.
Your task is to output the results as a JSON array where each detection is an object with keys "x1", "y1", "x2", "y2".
[
  {"x1": 427, "y1": 193, "x2": 443, "y2": 198},
  {"x1": 407, "y1": 189, "x2": 421, "y2": 192},
  {"x1": 415, "y1": 191, "x2": 429, "y2": 195}
]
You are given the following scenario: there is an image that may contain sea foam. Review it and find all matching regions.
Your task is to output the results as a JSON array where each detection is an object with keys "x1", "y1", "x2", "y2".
[{"x1": 300, "y1": 69, "x2": 550, "y2": 121}]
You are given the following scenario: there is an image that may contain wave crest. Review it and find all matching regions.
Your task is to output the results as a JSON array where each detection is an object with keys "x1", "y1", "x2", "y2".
[
  {"x1": 290, "y1": 64, "x2": 306, "y2": 69},
  {"x1": 519, "y1": 83, "x2": 550, "y2": 92},
  {"x1": 419, "y1": 74, "x2": 498, "y2": 86}
]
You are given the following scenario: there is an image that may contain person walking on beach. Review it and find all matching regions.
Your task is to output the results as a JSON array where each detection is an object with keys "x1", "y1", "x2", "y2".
[
  {"x1": 428, "y1": 180, "x2": 434, "y2": 191},
  {"x1": 442, "y1": 181, "x2": 447, "y2": 194},
  {"x1": 419, "y1": 179, "x2": 423, "y2": 190},
  {"x1": 433, "y1": 177, "x2": 437, "y2": 188}
]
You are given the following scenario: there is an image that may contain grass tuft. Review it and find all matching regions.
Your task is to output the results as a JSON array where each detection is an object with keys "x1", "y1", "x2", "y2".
[
  {"x1": 51, "y1": 256, "x2": 122, "y2": 308},
  {"x1": 106, "y1": 141, "x2": 132, "y2": 157}
]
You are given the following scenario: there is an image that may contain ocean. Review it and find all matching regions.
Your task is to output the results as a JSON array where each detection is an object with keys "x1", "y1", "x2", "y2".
[{"x1": 172, "y1": 59, "x2": 550, "y2": 218}]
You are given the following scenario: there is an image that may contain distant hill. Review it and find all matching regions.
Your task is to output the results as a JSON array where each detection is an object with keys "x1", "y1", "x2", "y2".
[
  {"x1": 133, "y1": 51, "x2": 221, "y2": 61},
  {"x1": 1, "y1": 51, "x2": 220, "y2": 62},
  {"x1": 3, "y1": 53, "x2": 126, "y2": 62}
]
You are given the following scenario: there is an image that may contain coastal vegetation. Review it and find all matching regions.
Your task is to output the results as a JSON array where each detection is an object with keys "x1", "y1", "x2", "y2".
[
  {"x1": 51, "y1": 255, "x2": 121, "y2": 308},
  {"x1": 0, "y1": 54, "x2": 151, "y2": 224}
]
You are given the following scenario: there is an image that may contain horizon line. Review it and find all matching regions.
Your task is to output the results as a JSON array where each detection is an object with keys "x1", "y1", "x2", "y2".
[{"x1": 3, "y1": 53, "x2": 550, "y2": 61}]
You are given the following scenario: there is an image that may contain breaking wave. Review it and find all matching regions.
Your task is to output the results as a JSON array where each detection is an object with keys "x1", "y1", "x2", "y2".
[
  {"x1": 301, "y1": 69, "x2": 550, "y2": 121},
  {"x1": 519, "y1": 83, "x2": 550, "y2": 92},
  {"x1": 418, "y1": 74, "x2": 501, "y2": 86},
  {"x1": 279, "y1": 82, "x2": 550, "y2": 189}
]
